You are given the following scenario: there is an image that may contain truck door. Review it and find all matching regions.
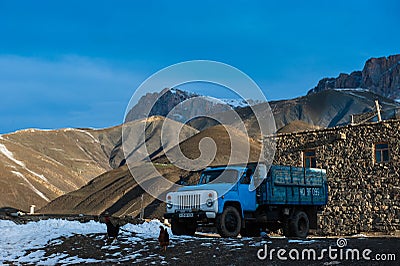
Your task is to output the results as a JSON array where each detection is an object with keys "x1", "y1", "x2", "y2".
[{"x1": 238, "y1": 170, "x2": 256, "y2": 211}]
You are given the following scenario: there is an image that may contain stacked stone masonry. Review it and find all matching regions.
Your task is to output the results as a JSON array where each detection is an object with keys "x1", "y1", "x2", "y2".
[{"x1": 267, "y1": 119, "x2": 400, "y2": 235}]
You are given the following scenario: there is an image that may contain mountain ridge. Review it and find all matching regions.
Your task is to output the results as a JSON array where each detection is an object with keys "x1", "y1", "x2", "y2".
[{"x1": 308, "y1": 54, "x2": 400, "y2": 100}]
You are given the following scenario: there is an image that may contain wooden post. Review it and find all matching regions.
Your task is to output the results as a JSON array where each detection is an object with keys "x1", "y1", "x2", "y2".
[
  {"x1": 140, "y1": 194, "x2": 144, "y2": 219},
  {"x1": 375, "y1": 100, "x2": 382, "y2": 122}
]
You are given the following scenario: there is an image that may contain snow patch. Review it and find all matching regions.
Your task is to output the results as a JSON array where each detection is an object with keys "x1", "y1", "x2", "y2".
[
  {"x1": 11, "y1": 171, "x2": 49, "y2": 201},
  {"x1": 0, "y1": 143, "x2": 49, "y2": 182},
  {"x1": 334, "y1": 88, "x2": 370, "y2": 92},
  {"x1": 221, "y1": 98, "x2": 249, "y2": 108},
  {"x1": 122, "y1": 219, "x2": 169, "y2": 238},
  {"x1": 288, "y1": 239, "x2": 318, "y2": 244},
  {"x1": 75, "y1": 129, "x2": 100, "y2": 144},
  {"x1": 0, "y1": 219, "x2": 105, "y2": 263},
  {"x1": 0, "y1": 143, "x2": 25, "y2": 167}
]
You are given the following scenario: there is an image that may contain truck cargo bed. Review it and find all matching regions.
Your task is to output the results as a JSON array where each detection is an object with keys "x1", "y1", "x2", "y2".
[{"x1": 258, "y1": 165, "x2": 328, "y2": 206}]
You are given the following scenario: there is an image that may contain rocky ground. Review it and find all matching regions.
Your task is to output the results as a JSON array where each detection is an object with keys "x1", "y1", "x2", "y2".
[
  {"x1": 2, "y1": 218, "x2": 399, "y2": 265},
  {"x1": 37, "y1": 235, "x2": 400, "y2": 265}
]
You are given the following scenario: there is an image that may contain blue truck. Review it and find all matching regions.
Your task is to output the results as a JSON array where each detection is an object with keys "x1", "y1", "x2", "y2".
[{"x1": 164, "y1": 163, "x2": 328, "y2": 238}]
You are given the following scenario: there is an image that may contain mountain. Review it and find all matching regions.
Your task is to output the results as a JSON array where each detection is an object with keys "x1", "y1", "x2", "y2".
[
  {"x1": 0, "y1": 126, "x2": 122, "y2": 211},
  {"x1": 308, "y1": 54, "x2": 400, "y2": 100},
  {"x1": 276, "y1": 120, "x2": 321, "y2": 134},
  {"x1": 125, "y1": 88, "x2": 237, "y2": 123},
  {"x1": 109, "y1": 116, "x2": 198, "y2": 168},
  {"x1": 18, "y1": 55, "x2": 400, "y2": 216},
  {"x1": 124, "y1": 83, "x2": 400, "y2": 136},
  {"x1": 0, "y1": 116, "x2": 198, "y2": 212},
  {"x1": 269, "y1": 89, "x2": 399, "y2": 129},
  {"x1": 40, "y1": 124, "x2": 262, "y2": 217},
  {"x1": 154, "y1": 124, "x2": 262, "y2": 168},
  {"x1": 182, "y1": 89, "x2": 399, "y2": 133},
  {"x1": 39, "y1": 164, "x2": 191, "y2": 218}
]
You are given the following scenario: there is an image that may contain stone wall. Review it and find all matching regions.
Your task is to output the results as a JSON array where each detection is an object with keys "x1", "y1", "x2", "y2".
[{"x1": 267, "y1": 119, "x2": 400, "y2": 235}]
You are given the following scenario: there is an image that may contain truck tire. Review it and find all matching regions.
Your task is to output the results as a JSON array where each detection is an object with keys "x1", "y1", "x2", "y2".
[
  {"x1": 184, "y1": 222, "x2": 197, "y2": 236},
  {"x1": 216, "y1": 206, "x2": 242, "y2": 237},
  {"x1": 289, "y1": 211, "x2": 309, "y2": 238},
  {"x1": 171, "y1": 218, "x2": 185, "y2": 235},
  {"x1": 171, "y1": 219, "x2": 197, "y2": 236},
  {"x1": 240, "y1": 225, "x2": 260, "y2": 237},
  {"x1": 282, "y1": 219, "x2": 292, "y2": 237}
]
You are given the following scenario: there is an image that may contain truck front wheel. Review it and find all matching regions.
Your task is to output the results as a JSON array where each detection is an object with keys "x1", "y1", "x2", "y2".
[
  {"x1": 216, "y1": 206, "x2": 242, "y2": 237},
  {"x1": 289, "y1": 211, "x2": 309, "y2": 238},
  {"x1": 171, "y1": 219, "x2": 197, "y2": 236},
  {"x1": 240, "y1": 223, "x2": 260, "y2": 237},
  {"x1": 171, "y1": 218, "x2": 185, "y2": 235}
]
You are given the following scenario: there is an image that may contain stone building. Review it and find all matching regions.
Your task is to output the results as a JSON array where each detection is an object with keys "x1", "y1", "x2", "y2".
[{"x1": 267, "y1": 119, "x2": 400, "y2": 235}]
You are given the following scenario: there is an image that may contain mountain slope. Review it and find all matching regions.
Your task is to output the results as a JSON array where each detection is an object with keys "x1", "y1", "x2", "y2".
[
  {"x1": 267, "y1": 89, "x2": 399, "y2": 129},
  {"x1": 39, "y1": 164, "x2": 199, "y2": 218},
  {"x1": 154, "y1": 124, "x2": 262, "y2": 168},
  {"x1": 0, "y1": 116, "x2": 198, "y2": 211},
  {"x1": 109, "y1": 116, "x2": 199, "y2": 168},
  {"x1": 40, "y1": 124, "x2": 262, "y2": 217},
  {"x1": 0, "y1": 127, "x2": 123, "y2": 211}
]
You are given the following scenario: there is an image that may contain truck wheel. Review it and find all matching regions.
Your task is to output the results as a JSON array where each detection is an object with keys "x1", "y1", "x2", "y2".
[
  {"x1": 171, "y1": 218, "x2": 185, "y2": 235},
  {"x1": 289, "y1": 211, "x2": 309, "y2": 238},
  {"x1": 184, "y1": 222, "x2": 197, "y2": 236},
  {"x1": 216, "y1": 206, "x2": 242, "y2": 237},
  {"x1": 282, "y1": 219, "x2": 292, "y2": 237},
  {"x1": 240, "y1": 224, "x2": 260, "y2": 237},
  {"x1": 171, "y1": 219, "x2": 197, "y2": 236}
]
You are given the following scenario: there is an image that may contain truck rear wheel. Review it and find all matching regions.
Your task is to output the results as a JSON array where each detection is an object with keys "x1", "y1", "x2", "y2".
[
  {"x1": 216, "y1": 206, "x2": 242, "y2": 237},
  {"x1": 289, "y1": 211, "x2": 309, "y2": 238}
]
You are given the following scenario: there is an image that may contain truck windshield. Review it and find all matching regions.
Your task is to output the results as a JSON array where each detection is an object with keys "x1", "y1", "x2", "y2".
[{"x1": 199, "y1": 169, "x2": 239, "y2": 184}]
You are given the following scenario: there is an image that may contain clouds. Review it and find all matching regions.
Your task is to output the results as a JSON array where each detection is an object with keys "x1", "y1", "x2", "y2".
[{"x1": 0, "y1": 55, "x2": 140, "y2": 133}]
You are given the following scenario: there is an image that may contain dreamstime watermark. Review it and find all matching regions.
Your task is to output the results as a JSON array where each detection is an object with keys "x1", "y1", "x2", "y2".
[
  {"x1": 257, "y1": 238, "x2": 396, "y2": 262},
  {"x1": 122, "y1": 60, "x2": 276, "y2": 201}
]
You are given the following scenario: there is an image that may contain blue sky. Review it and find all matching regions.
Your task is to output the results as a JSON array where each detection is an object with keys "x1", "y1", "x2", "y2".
[{"x1": 0, "y1": 0, "x2": 399, "y2": 133}]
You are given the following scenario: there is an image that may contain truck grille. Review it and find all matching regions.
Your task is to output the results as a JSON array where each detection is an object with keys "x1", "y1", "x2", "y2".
[{"x1": 178, "y1": 194, "x2": 201, "y2": 210}]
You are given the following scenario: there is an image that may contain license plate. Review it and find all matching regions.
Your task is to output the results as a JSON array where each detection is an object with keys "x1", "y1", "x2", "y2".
[{"x1": 178, "y1": 212, "x2": 194, "y2": 218}]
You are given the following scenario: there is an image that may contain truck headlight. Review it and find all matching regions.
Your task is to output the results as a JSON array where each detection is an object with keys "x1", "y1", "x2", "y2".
[
  {"x1": 167, "y1": 202, "x2": 173, "y2": 209},
  {"x1": 206, "y1": 199, "x2": 213, "y2": 207}
]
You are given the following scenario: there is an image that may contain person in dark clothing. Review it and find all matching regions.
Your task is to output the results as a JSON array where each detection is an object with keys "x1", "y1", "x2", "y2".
[{"x1": 104, "y1": 213, "x2": 120, "y2": 242}]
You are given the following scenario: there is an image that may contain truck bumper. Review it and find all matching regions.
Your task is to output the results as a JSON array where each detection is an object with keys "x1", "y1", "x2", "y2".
[{"x1": 164, "y1": 211, "x2": 216, "y2": 220}]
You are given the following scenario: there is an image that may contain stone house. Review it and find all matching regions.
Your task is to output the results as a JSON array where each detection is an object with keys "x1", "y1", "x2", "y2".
[{"x1": 267, "y1": 119, "x2": 400, "y2": 235}]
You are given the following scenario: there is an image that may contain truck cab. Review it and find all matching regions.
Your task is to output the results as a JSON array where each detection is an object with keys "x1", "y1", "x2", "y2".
[{"x1": 164, "y1": 163, "x2": 327, "y2": 238}]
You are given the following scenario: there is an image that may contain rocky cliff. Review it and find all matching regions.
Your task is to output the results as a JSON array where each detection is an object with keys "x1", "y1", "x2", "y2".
[
  {"x1": 125, "y1": 88, "x2": 234, "y2": 123},
  {"x1": 309, "y1": 54, "x2": 400, "y2": 100}
]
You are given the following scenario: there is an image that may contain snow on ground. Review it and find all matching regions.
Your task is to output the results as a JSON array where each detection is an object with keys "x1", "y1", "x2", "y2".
[
  {"x1": 1, "y1": 218, "x2": 329, "y2": 264},
  {"x1": 287, "y1": 239, "x2": 318, "y2": 244},
  {"x1": 0, "y1": 219, "x2": 170, "y2": 264},
  {"x1": 0, "y1": 219, "x2": 104, "y2": 263}
]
